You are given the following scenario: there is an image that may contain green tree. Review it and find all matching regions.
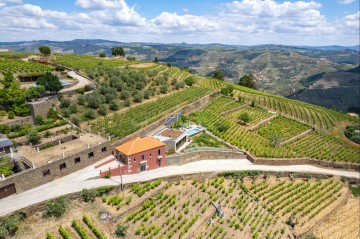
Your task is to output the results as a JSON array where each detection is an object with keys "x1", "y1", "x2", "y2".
[
  {"x1": 26, "y1": 86, "x2": 45, "y2": 100},
  {"x1": 213, "y1": 69, "x2": 225, "y2": 81},
  {"x1": 109, "y1": 100, "x2": 120, "y2": 111},
  {"x1": 39, "y1": 45, "x2": 51, "y2": 56},
  {"x1": 26, "y1": 130, "x2": 41, "y2": 144},
  {"x1": 153, "y1": 57, "x2": 159, "y2": 63},
  {"x1": 270, "y1": 134, "x2": 283, "y2": 147},
  {"x1": 238, "y1": 112, "x2": 251, "y2": 125},
  {"x1": 99, "y1": 52, "x2": 106, "y2": 58},
  {"x1": 98, "y1": 104, "x2": 108, "y2": 116},
  {"x1": 184, "y1": 76, "x2": 195, "y2": 86},
  {"x1": 115, "y1": 224, "x2": 128, "y2": 237},
  {"x1": 111, "y1": 47, "x2": 125, "y2": 57},
  {"x1": 80, "y1": 188, "x2": 97, "y2": 203},
  {"x1": 36, "y1": 72, "x2": 63, "y2": 93},
  {"x1": 239, "y1": 74, "x2": 257, "y2": 89},
  {"x1": 0, "y1": 74, "x2": 29, "y2": 116},
  {"x1": 70, "y1": 116, "x2": 81, "y2": 126}
]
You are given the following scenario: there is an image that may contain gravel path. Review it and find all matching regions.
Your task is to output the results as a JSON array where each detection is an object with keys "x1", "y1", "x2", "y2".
[
  {"x1": 60, "y1": 71, "x2": 92, "y2": 93},
  {"x1": 0, "y1": 158, "x2": 359, "y2": 216}
]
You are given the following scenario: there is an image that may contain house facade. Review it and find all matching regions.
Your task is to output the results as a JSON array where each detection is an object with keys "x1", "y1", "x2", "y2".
[{"x1": 114, "y1": 137, "x2": 166, "y2": 174}]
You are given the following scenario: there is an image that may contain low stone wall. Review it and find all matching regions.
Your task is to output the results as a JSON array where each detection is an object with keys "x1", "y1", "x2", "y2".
[
  {"x1": 166, "y1": 150, "x2": 246, "y2": 166},
  {"x1": 220, "y1": 103, "x2": 249, "y2": 116},
  {"x1": 0, "y1": 116, "x2": 33, "y2": 127},
  {"x1": 35, "y1": 134, "x2": 78, "y2": 150},
  {"x1": 27, "y1": 96, "x2": 59, "y2": 118},
  {"x1": 253, "y1": 157, "x2": 360, "y2": 171},
  {"x1": 111, "y1": 92, "x2": 218, "y2": 147},
  {"x1": 0, "y1": 140, "x2": 111, "y2": 194}
]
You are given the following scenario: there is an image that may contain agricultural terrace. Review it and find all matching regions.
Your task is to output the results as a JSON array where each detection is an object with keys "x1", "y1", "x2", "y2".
[
  {"x1": 233, "y1": 84, "x2": 357, "y2": 130},
  {"x1": 0, "y1": 52, "x2": 35, "y2": 59},
  {"x1": 257, "y1": 116, "x2": 311, "y2": 141},
  {"x1": 196, "y1": 75, "x2": 225, "y2": 89},
  {"x1": 226, "y1": 106, "x2": 274, "y2": 127},
  {"x1": 91, "y1": 87, "x2": 210, "y2": 139},
  {"x1": 15, "y1": 174, "x2": 355, "y2": 239},
  {"x1": 0, "y1": 59, "x2": 53, "y2": 75},
  {"x1": 192, "y1": 96, "x2": 360, "y2": 163},
  {"x1": 52, "y1": 54, "x2": 140, "y2": 69}
]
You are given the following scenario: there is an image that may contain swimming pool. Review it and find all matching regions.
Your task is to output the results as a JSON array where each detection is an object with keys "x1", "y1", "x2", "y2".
[{"x1": 184, "y1": 128, "x2": 201, "y2": 136}]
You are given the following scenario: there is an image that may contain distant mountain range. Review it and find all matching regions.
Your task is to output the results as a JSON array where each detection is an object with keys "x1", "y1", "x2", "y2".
[{"x1": 1, "y1": 39, "x2": 359, "y2": 113}]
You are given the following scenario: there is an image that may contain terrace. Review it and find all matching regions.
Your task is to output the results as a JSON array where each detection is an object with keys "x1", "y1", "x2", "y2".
[{"x1": 17, "y1": 133, "x2": 106, "y2": 167}]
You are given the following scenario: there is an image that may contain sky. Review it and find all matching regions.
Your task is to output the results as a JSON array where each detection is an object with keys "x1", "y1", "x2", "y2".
[{"x1": 0, "y1": 0, "x2": 359, "y2": 45}]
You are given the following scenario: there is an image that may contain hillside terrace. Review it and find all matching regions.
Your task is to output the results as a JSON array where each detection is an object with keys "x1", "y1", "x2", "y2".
[{"x1": 17, "y1": 133, "x2": 106, "y2": 167}]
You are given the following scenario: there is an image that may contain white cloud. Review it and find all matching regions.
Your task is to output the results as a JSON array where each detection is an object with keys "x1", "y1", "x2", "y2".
[
  {"x1": 151, "y1": 12, "x2": 218, "y2": 33},
  {"x1": 0, "y1": 0, "x2": 358, "y2": 45},
  {"x1": 337, "y1": 0, "x2": 356, "y2": 4},
  {"x1": 76, "y1": 0, "x2": 127, "y2": 9}
]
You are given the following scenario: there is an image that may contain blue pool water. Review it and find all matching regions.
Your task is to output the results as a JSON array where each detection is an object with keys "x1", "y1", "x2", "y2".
[
  {"x1": 34, "y1": 80, "x2": 69, "y2": 86},
  {"x1": 185, "y1": 128, "x2": 201, "y2": 136}
]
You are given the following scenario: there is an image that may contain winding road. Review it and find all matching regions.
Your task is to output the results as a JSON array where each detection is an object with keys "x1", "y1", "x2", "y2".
[{"x1": 0, "y1": 157, "x2": 359, "y2": 216}]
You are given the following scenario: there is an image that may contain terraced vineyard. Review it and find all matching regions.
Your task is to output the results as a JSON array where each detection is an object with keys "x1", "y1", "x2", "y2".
[
  {"x1": 0, "y1": 59, "x2": 53, "y2": 74},
  {"x1": 197, "y1": 76, "x2": 225, "y2": 89},
  {"x1": 46, "y1": 215, "x2": 108, "y2": 239},
  {"x1": 91, "y1": 87, "x2": 210, "y2": 139},
  {"x1": 227, "y1": 106, "x2": 274, "y2": 127},
  {"x1": 193, "y1": 96, "x2": 360, "y2": 163},
  {"x1": 249, "y1": 179, "x2": 345, "y2": 234},
  {"x1": 234, "y1": 84, "x2": 357, "y2": 130},
  {"x1": 52, "y1": 54, "x2": 140, "y2": 69},
  {"x1": 0, "y1": 52, "x2": 35, "y2": 59},
  {"x1": 257, "y1": 116, "x2": 311, "y2": 141}
]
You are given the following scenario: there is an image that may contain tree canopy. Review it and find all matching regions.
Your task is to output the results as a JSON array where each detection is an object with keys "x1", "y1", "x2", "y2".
[
  {"x1": 36, "y1": 72, "x2": 63, "y2": 93},
  {"x1": 239, "y1": 74, "x2": 257, "y2": 89},
  {"x1": 213, "y1": 69, "x2": 225, "y2": 81},
  {"x1": 0, "y1": 73, "x2": 29, "y2": 116},
  {"x1": 38, "y1": 45, "x2": 51, "y2": 56},
  {"x1": 111, "y1": 47, "x2": 125, "y2": 57}
]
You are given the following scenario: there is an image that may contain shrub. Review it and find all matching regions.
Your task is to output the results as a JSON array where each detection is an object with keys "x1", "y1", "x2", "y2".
[
  {"x1": 46, "y1": 233, "x2": 55, "y2": 239},
  {"x1": 78, "y1": 95, "x2": 86, "y2": 105},
  {"x1": 70, "y1": 104, "x2": 78, "y2": 113},
  {"x1": 26, "y1": 130, "x2": 41, "y2": 144},
  {"x1": 184, "y1": 77, "x2": 195, "y2": 86},
  {"x1": 115, "y1": 224, "x2": 127, "y2": 237},
  {"x1": 98, "y1": 104, "x2": 108, "y2": 116},
  {"x1": 97, "y1": 186, "x2": 114, "y2": 195},
  {"x1": 47, "y1": 108, "x2": 58, "y2": 120},
  {"x1": 0, "y1": 215, "x2": 20, "y2": 238},
  {"x1": 71, "y1": 116, "x2": 81, "y2": 127},
  {"x1": 104, "y1": 171, "x2": 112, "y2": 178},
  {"x1": 109, "y1": 100, "x2": 120, "y2": 111},
  {"x1": 34, "y1": 115, "x2": 44, "y2": 125},
  {"x1": 72, "y1": 220, "x2": 90, "y2": 239},
  {"x1": 84, "y1": 109, "x2": 96, "y2": 119},
  {"x1": 81, "y1": 188, "x2": 97, "y2": 202},
  {"x1": 7, "y1": 111, "x2": 14, "y2": 119},
  {"x1": 0, "y1": 166, "x2": 13, "y2": 177},
  {"x1": 60, "y1": 99, "x2": 71, "y2": 108},
  {"x1": 61, "y1": 108, "x2": 71, "y2": 118},
  {"x1": 45, "y1": 197, "x2": 68, "y2": 218}
]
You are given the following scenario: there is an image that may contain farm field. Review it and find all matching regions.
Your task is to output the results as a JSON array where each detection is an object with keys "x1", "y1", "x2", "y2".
[
  {"x1": 91, "y1": 87, "x2": 210, "y2": 139},
  {"x1": 0, "y1": 59, "x2": 53, "y2": 74},
  {"x1": 10, "y1": 173, "x2": 357, "y2": 239},
  {"x1": 192, "y1": 96, "x2": 360, "y2": 163},
  {"x1": 52, "y1": 54, "x2": 140, "y2": 69}
]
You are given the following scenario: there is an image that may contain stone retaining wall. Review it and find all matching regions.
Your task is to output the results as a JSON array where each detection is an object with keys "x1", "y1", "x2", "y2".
[
  {"x1": 0, "y1": 140, "x2": 111, "y2": 194},
  {"x1": 253, "y1": 157, "x2": 360, "y2": 171},
  {"x1": 166, "y1": 151, "x2": 246, "y2": 166},
  {"x1": 0, "y1": 116, "x2": 33, "y2": 127}
]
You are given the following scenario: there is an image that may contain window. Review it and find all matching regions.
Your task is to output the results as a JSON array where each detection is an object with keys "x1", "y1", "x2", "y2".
[
  {"x1": 158, "y1": 149, "x2": 161, "y2": 156},
  {"x1": 133, "y1": 158, "x2": 136, "y2": 162},
  {"x1": 157, "y1": 159, "x2": 161, "y2": 167},
  {"x1": 141, "y1": 155, "x2": 145, "y2": 161},
  {"x1": 59, "y1": 163, "x2": 66, "y2": 170},
  {"x1": 101, "y1": 147, "x2": 107, "y2": 152},
  {"x1": 42, "y1": 169, "x2": 50, "y2": 176},
  {"x1": 74, "y1": 157, "x2": 81, "y2": 164},
  {"x1": 88, "y1": 152, "x2": 94, "y2": 158},
  {"x1": 150, "y1": 153, "x2": 152, "y2": 157}
]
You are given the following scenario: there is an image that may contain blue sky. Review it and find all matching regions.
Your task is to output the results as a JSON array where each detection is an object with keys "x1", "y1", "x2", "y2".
[{"x1": 0, "y1": 0, "x2": 359, "y2": 45}]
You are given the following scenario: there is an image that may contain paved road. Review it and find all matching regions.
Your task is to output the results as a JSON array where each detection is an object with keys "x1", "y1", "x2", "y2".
[
  {"x1": 60, "y1": 71, "x2": 92, "y2": 93},
  {"x1": 0, "y1": 158, "x2": 359, "y2": 216}
]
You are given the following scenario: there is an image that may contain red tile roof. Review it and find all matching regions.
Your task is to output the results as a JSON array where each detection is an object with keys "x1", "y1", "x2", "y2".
[{"x1": 115, "y1": 137, "x2": 165, "y2": 156}]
